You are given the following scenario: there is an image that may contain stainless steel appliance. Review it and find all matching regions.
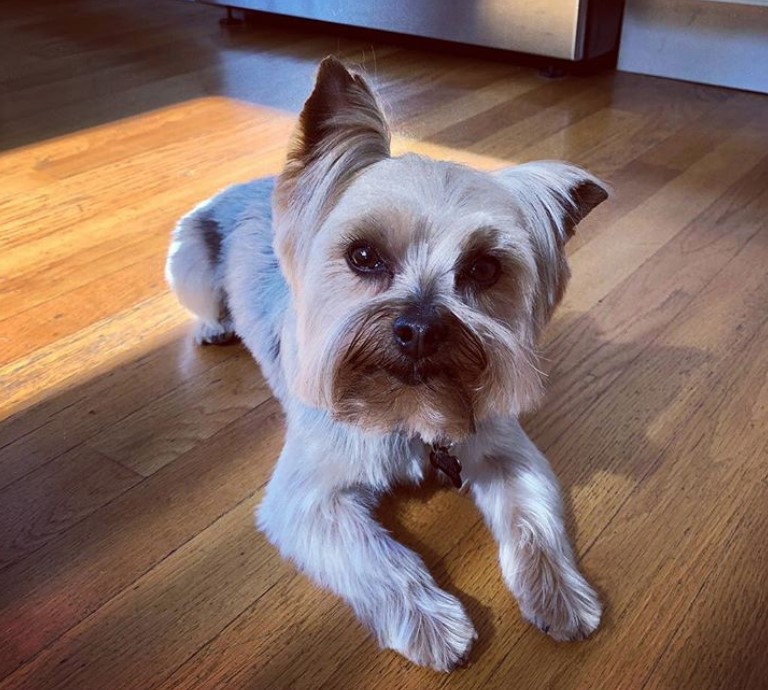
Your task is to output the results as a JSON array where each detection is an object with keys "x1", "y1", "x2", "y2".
[{"x1": 206, "y1": 1, "x2": 625, "y2": 65}]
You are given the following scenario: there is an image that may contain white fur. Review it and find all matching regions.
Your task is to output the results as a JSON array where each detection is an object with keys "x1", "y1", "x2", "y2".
[
  {"x1": 465, "y1": 418, "x2": 601, "y2": 640},
  {"x1": 166, "y1": 216, "x2": 223, "y2": 341},
  {"x1": 165, "y1": 58, "x2": 607, "y2": 671}
]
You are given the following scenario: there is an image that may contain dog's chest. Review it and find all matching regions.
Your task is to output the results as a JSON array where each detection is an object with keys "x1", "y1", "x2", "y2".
[{"x1": 349, "y1": 434, "x2": 431, "y2": 489}]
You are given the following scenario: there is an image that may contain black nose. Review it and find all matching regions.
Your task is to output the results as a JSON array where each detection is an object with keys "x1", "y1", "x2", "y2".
[{"x1": 392, "y1": 308, "x2": 447, "y2": 360}]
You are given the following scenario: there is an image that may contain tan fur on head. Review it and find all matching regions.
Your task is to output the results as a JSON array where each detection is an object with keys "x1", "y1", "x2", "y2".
[{"x1": 275, "y1": 58, "x2": 608, "y2": 443}]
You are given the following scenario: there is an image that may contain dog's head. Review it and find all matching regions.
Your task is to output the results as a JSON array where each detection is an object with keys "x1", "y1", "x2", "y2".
[{"x1": 273, "y1": 57, "x2": 608, "y2": 442}]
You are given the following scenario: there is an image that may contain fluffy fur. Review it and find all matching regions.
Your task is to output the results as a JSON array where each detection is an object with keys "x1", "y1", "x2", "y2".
[{"x1": 166, "y1": 56, "x2": 608, "y2": 671}]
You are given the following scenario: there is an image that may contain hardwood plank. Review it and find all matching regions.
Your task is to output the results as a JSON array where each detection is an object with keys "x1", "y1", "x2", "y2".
[
  {"x1": 0, "y1": 294, "x2": 186, "y2": 419},
  {"x1": 560, "y1": 124, "x2": 767, "y2": 321},
  {"x1": 0, "y1": 0, "x2": 392, "y2": 150},
  {"x1": 570, "y1": 105, "x2": 764, "y2": 252},
  {"x1": 636, "y1": 96, "x2": 758, "y2": 173},
  {"x1": 529, "y1": 155, "x2": 768, "y2": 445},
  {"x1": 392, "y1": 138, "x2": 510, "y2": 171},
  {"x1": 0, "y1": 446, "x2": 141, "y2": 569},
  {"x1": 164, "y1": 560, "x2": 347, "y2": 690},
  {"x1": 435, "y1": 76, "x2": 609, "y2": 152},
  {"x1": 538, "y1": 214, "x2": 768, "y2": 540},
  {"x1": 0, "y1": 137, "x2": 291, "y2": 328},
  {"x1": 569, "y1": 343, "x2": 768, "y2": 690},
  {"x1": 644, "y1": 478, "x2": 768, "y2": 690},
  {"x1": 468, "y1": 81, "x2": 612, "y2": 157},
  {"x1": 0, "y1": 97, "x2": 264, "y2": 187},
  {"x1": 87, "y1": 350, "x2": 270, "y2": 476},
  {"x1": 0, "y1": 327, "x2": 217, "y2": 489},
  {"x1": 394, "y1": 69, "x2": 540, "y2": 136},
  {"x1": 0, "y1": 496, "x2": 273, "y2": 690},
  {"x1": 567, "y1": 160, "x2": 680, "y2": 252},
  {"x1": 0, "y1": 399, "x2": 284, "y2": 679},
  {"x1": 511, "y1": 105, "x2": 647, "y2": 171},
  {"x1": 0, "y1": 114, "x2": 291, "y2": 263},
  {"x1": 0, "y1": 252, "x2": 167, "y2": 367},
  {"x1": 486, "y1": 300, "x2": 768, "y2": 690},
  {"x1": 513, "y1": 84, "x2": 740, "y2": 181}
]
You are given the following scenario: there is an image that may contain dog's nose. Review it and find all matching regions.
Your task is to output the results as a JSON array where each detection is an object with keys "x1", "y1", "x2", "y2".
[{"x1": 392, "y1": 308, "x2": 447, "y2": 360}]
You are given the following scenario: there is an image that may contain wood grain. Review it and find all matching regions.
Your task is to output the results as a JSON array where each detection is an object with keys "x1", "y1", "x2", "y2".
[
  {"x1": 0, "y1": 446, "x2": 141, "y2": 569},
  {"x1": 87, "y1": 350, "x2": 272, "y2": 476},
  {"x1": 0, "y1": 400, "x2": 284, "y2": 679},
  {"x1": 1, "y1": 0, "x2": 767, "y2": 688},
  {"x1": 0, "y1": 495, "x2": 274, "y2": 690}
]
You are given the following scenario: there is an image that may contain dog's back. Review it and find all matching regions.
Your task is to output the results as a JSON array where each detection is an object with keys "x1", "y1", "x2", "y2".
[{"x1": 165, "y1": 177, "x2": 290, "y2": 401}]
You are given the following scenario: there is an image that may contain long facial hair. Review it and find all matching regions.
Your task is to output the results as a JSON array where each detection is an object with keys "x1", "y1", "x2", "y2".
[
  {"x1": 273, "y1": 58, "x2": 608, "y2": 442},
  {"x1": 328, "y1": 297, "x2": 541, "y2": 442}
]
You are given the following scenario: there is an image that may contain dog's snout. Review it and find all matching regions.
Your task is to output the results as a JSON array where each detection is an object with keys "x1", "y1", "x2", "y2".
[{"x1": 392, "y1": 308, "x2": 447, "y2": 360}]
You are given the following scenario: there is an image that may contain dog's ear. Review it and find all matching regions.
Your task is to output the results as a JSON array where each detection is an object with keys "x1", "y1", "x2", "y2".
[
  {"x1": 274, "y1": 57, "x2": 391, "y2": 269},
  {"x1": 289, "y1": 56, "x2": 390, "y2": 169},
  {"x1": 276, "y1": 57, "x2": 389, "y2": 209},
  {"x1": 494, "y1": 161, "x2": 609, "y2": 325},
  {"x1": 495, "y1": 161, "x2": 608, "y2": 243}
]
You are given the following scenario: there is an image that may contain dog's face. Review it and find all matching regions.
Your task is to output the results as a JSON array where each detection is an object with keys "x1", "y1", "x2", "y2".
[{"x1": 273, "y1": 57, "x2": 607, "y2": 442}]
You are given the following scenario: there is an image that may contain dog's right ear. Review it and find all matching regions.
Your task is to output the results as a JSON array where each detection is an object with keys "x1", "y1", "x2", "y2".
[
  {"x1": 274, "y1": 57, "x2": 391, "y2": 270},
  {"x1": 289, "y1": 56, "x2": 390, "y2": 169},
  {"x1": 276, "y1": 57, "x2": 390, "y2": 208}
]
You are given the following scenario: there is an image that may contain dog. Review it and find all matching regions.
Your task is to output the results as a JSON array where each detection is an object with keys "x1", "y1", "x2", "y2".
[{"x1": 165, "y1": 56, "x2": 608, "y2": 671}]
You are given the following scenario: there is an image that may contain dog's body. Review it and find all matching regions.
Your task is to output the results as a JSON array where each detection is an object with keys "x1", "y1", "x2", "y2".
[{"x1": 166, "y1": 57, "x2": 608, "y2": 671}]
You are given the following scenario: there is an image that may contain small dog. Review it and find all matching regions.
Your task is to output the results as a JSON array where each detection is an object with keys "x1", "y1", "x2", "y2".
[{"x1": 166, "y1": 57, "x2": 608, "y2": 671}]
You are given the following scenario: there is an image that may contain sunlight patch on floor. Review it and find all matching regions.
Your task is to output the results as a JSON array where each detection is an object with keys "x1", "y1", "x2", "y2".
[{"x1": 1, "y1": 96, "x2": 517, "y2": 420}]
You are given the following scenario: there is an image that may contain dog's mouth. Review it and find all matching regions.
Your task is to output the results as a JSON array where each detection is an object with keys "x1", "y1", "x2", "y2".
[
  {"x1": 384, "y1": 358, "x2": 449, "y2": 386},
  {"x1": 331, "y1": 338, "x2": 488, "y2": 440}
]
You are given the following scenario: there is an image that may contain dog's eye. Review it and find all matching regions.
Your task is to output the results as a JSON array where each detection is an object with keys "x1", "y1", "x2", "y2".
[
  {"x1": 467, "y1": 255, "x2": 501, "y2": 288},
  {"x1": 346, "y1": 242, "x2": 388, "y2": 276}
]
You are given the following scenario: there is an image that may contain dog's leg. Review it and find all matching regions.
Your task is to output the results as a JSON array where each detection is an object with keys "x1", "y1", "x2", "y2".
[
  {"x1": 165, "y1": 207, "x2": 236, "y2": 346},
  {"x1": 257, "y1": 432, "x2": 477, "y2": 671},
  {"x1": 468, "y1": 418, "x2": 601, "y2": 641}
]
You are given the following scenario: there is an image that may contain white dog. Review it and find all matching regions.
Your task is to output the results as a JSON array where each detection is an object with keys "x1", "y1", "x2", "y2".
[{"x1": 166, "y1": 57, "x2": 608, "y2": 671}]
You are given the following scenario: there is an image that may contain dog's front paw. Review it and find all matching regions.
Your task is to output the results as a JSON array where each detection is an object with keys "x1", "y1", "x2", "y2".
[
  {"x1": 516, "y1": 566, "x2": 602, "y2": 642},
  {"x1": 380, "y1": 587, "x2": 477, "y2": 672}
]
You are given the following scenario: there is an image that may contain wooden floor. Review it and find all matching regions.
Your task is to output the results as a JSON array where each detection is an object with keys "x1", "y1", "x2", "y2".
[{"x1": 1, "y1": 1, "x2": 767, "y2": 688}]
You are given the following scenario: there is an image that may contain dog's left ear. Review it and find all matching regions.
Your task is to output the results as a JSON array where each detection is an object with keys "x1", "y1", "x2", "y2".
[
  {"x1": 495, "y1": 161, "x2": 608, "y2": 243},
  {"x1": 494, "y1": 161, "x2": 609, "y2": 324}
]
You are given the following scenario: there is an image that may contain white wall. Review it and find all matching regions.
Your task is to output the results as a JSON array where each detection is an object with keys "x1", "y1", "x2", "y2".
[{"x1": 618, "y1": 0, "x2": 768, "y2": 94}]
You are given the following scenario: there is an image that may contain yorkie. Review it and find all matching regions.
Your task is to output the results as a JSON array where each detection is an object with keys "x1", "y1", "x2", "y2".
[{"x1": 166, "y1": 57, "x2": 608, "y2": 671}]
